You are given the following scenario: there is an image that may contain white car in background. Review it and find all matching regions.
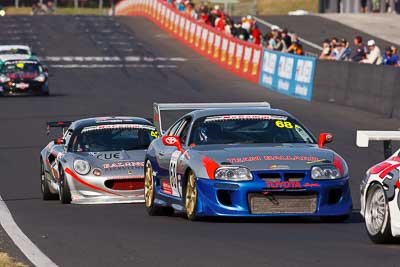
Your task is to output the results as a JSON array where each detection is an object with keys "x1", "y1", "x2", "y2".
[{"x1": 357, "y1": 131, "x2": 400, "y2": 243}]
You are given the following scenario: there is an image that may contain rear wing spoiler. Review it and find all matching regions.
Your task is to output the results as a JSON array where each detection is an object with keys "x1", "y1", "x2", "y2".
[
  {"x1": 153, "y1": 102, "x2": 271, "y2": 134},
  {"x1": 46, "y1": 121, "x2": 73, "y2": 135},
  {"x1": 356, "y1": 130, "x2": 400, "y2": 159}
]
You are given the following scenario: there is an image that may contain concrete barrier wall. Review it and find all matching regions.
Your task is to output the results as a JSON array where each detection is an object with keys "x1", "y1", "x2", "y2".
[{"x1": 313, "y1": 60, "x2": 400, "y2": 118}]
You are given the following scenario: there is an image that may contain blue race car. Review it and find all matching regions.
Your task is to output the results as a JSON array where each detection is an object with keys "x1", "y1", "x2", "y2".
[{"x1": 144, "y1": 103, "x2": 352, "y2": 221}]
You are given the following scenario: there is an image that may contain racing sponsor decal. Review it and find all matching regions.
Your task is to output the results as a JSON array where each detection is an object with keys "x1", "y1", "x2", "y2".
[
  {"x1": 103, "y1": 161, "x2": 144, "y2": 169},
  {"x1": 268, "y1": 165, "x2": 290, "y2": 170},
  {"x1": 169, "y1": 150, "x2": 182, "y2": 197},
  {"x1": 161, "y1": 180, "x2": 173, "y2": 195},
  {"x1": 96, "y1": 152, "x2": 121, "y2": 160},
  {"x1": 303, "y1": 183, "x2": 321, "y2": 187},
  {"x1": 81, "y1": 124, "x2": 155, "y2": 133},
  {"x1": 227, "y1": 155, "x2": 319, "y2": 164},
  {"x1": 165, "y1": 136, "x2": 178, "y2": 145},
  {"x1": 266, "y1": 181, "x2": 321, "y2": 189},
  {"x1": 204, "y1": 115, "x2": 287, "y2": 122},
  {"x1": 266, "y1": 181, "x2": 301, "y2": 189}
]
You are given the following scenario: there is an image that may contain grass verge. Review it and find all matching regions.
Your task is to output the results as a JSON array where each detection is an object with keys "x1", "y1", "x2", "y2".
[
  {"x1": 0, "y1": 252, "x2": 27, "y2": 267},
  {"x1": 5, "y1": 7, "x2": 108, "y2": 15}
]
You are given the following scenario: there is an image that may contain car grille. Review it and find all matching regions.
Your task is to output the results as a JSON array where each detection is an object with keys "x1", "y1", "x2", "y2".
[
  {"x1": 104, "y1": 179, "x2": 144, "y2": 191},
  {"x1": 248, "y1": 193, "x2": 317, "y2": 214}
]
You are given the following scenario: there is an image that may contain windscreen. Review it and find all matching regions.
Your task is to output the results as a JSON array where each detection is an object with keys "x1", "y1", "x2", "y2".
[
  {"x1": 189, "y1": 114, "x2": 315, "y2": 145},
  {"x1": 1, "y1": 61, "x2": 43, "y2": 75},
  {"x1": 71, "y1": 124, "x2": 158, "y2": 152},
  {"x1": 0, "y1": 49, "x2": 30, "y2": 55}
]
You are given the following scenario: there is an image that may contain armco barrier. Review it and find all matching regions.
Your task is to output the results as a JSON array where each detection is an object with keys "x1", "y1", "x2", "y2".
[
  {"x1": 115, "y1": 0, "x2": 262, "y2": 83},
  {"x1": 259, "y1": 49, "x2": 316, "y2": 101}
]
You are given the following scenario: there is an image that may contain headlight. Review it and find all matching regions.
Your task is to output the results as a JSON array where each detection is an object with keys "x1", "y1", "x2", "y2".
[
  {"x1": 0, "y1": 75, "x2": 10, "y2": 83},
  {"x1": 34, "y1": 74, "x2": 46, "y2": 82},
  {"x1": 73, "y1": 159, "x2": 91, "y2": 175},
  {"x1": 215, "y1": 166, "x2": 253, "y2": 181},
  {"x1": 311, "y1": 166, "x2": 341, "y2": 180},
  {"x1": 0, "y1": 10, "x2": 5, "y2": 17}
]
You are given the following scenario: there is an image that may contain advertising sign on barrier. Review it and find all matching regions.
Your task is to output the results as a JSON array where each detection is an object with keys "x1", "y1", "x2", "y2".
[{"x1": 259, "y1": 49, "x2": 315, "y2": 101}]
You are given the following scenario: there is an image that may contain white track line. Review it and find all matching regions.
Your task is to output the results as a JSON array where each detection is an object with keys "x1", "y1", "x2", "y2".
[
  {"x1": 254, "y1": 16, "x2": 323, "y2": 51},
  {"x1": 49, "y1": 63, "x2": 178, "y2": 69},
  {"x1": 40, "y1": 56, "x2": 187, "y2": 62},
  {"x1": 0, "y1": 195, "x2": 58, "y2": 267}
]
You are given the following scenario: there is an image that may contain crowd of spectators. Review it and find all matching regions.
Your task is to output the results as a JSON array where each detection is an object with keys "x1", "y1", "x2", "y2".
[
  {"x1": 166, "y1": 0, "x2": 304, "y2": 55},
  {"x1": 319, "y1": 35, "x2": 399, "y2": 66}
]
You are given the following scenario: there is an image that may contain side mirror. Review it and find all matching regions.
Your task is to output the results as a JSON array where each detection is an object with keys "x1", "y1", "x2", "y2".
[
  {"x1": 162, "y1": 136, "x2": 182, "y2": 151},
  {"x1": 43, "y1": 66, "x2": 49, "y2": 73},
  {"x1": 318, "y1": 133, "x2": 333, "y2": 148},
  {"x1": 54, "y1": 138, "x2": 65, "y2": 145}
]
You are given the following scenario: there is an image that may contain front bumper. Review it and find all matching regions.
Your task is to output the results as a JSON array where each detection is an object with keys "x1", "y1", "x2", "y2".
[
  {"x1": 0, "y1": 81, "x2": 48, "y2": 96},
  {"x1": 194, "y1": 176, "x2": 352, "y2": 217},
  {"x1": 64, "y1": 168, "x2": 144, "y2": 204}
]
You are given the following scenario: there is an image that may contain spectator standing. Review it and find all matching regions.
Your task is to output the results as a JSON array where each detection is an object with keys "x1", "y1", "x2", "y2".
[
  {"x1": 383, "y1": 46, "x2": 399, "y2": 65},
  {"x1": 351, "y1": 36, "x2": 367, "y2": 62},
  {"x1": 281, "y1": 28, "x2": 292, "y2": 49},
  {"x1": 287, "y1": 34, "x2": 304, "y2": 55},
  {"x1": 332, "y1": 39, "x2": 351, "y2": 61},
  {"x1": 241, "y1": 15, "x2": 253, "y2": 33},
  {"x1": 215, "y1": 14, "x2": 225, "y2": 31},
  {"x1": 186, "y1": 2, "x2": 198, "y2": 19},
  {"x1": 319, "y1": 39, "x2": 331, "y2": 60},
  {"x1": 361, "y1": 40, "x2": 383, "y2": 65},
  {"x1": 235, "y1": 24, "x2": 250, "y2": 41},
  {"x1": 251, "y1": 24, "x2": 262, "y2": 45}
]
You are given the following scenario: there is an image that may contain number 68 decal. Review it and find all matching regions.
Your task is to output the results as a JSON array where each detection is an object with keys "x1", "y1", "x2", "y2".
[{"x1": 275, "y1": 120, "x2": 293, "y2": 129}]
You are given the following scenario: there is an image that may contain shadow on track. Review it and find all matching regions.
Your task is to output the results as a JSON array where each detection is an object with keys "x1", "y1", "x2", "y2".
[{"x1": 171, "y1": 210, "x2": 364, "y2": 224}]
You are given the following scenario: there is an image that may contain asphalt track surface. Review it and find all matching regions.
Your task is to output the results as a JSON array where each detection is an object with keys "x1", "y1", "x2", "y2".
[{"x1": 0, "y1": 15, "x2": 399, "y2": 267}]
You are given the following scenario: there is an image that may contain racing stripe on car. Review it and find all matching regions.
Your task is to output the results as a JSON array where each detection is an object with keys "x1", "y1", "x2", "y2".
[
  {"x1": 379, "y1": 163, "x2": 400, "y2": 179},
  {"x1": 201, "y1": 156, "x2": 219, "y2": 179},
  {"x1": 64, "y1": 168, "x2": 126, "y2": 197}
]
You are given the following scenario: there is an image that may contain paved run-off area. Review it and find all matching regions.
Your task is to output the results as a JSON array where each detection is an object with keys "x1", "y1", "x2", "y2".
[{"x1": 0, "y1": 15, "x2": 399, "y2": 267}]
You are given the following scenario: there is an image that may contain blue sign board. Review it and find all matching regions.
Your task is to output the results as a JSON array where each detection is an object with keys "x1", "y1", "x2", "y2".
[{"x1": 259, "y1": 49, "x2": 316, "y2": 101}]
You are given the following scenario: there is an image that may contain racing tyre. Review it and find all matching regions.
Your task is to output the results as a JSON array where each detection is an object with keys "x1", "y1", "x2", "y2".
[
  {"x1": 59, "y1": 167, "x2": 72, "y2": 204},
  {"x1": 185, "y1": 170, "x2": 198, "y2": 221},
  {"x1": 40, "y1": 160, "x2": 57, "y2": 200},
  {"x1": 365, "y1": 184, "x2": 393, "y2": 243},
  {"x1": 145, "y1": 161, "x2": 174, "y2": 216}
]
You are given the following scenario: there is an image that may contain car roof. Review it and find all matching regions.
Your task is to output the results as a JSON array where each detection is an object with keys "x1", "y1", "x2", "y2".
[
  {"x1": 187, "y1": 107, "x2": 292, "y2": 120},
  {"x1": 70, "y1": 116, "x2": 153, "y2": 130}
]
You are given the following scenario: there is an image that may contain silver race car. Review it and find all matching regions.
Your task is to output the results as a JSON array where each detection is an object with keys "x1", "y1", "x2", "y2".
[{"x1": 40, "y1": 116, "x2": 158, "y2": 204}]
